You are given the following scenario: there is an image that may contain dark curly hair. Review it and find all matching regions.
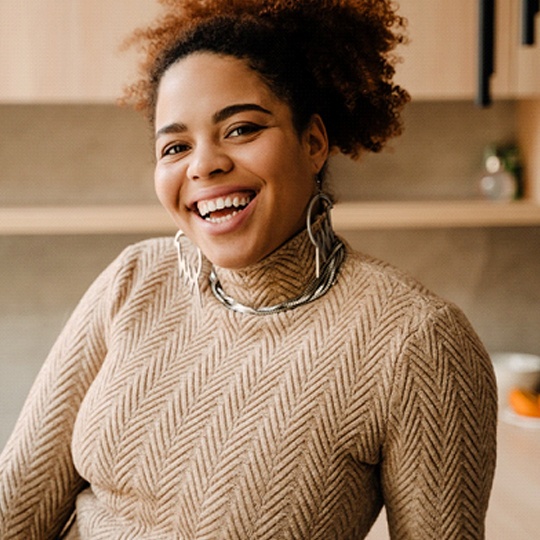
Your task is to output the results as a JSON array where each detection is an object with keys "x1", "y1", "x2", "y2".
[{"x1": 122, "y1": 0, "x2": 409, "y2": 159}]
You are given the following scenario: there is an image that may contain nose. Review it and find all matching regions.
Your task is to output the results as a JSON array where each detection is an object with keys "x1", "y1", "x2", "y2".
[{"x1": 187, "y1": 141, "x2": 233, "y2": 181}]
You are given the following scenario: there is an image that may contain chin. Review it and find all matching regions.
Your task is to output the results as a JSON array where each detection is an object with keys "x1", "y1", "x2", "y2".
[{"x1": 198, "y1": 234, "x2": 268, "y2": 270}]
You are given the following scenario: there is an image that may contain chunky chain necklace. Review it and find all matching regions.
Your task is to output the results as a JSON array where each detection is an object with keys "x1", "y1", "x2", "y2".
[{"x1": 209, "y1": 238, "x2": 346, "y2": 315}]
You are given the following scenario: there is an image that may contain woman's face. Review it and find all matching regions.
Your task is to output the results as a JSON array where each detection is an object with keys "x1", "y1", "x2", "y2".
[{"x1": 154, "y1": 52, "x2": 328, "y2": 269}]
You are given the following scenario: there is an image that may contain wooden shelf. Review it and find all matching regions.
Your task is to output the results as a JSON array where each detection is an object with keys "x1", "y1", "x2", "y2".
[
  {"x1": 333, "y1": 200, "x2": 540, "y2": 230},
  {"x1": 1, "y1": 201, "x2": 540, "y2": 235},
  {"x1": 0, "y1": 205, "x2": 173, "y2": 235}
]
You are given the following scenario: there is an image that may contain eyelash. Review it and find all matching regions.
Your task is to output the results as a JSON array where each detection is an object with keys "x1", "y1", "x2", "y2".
[
  {"x1": 163, "y1": 143, "x2": 190, "y2": 156},
  {"x1": 226, "y1": 123, "x2": 264, "y2": 138}
]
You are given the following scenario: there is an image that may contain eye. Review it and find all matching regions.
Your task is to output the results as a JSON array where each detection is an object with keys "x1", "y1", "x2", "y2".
[
  {"x1": 226, "y1": 123, "x2": 265, "y2": 139},
  {"x1": 162, "y1": 143, "x2": 191, "y2": 157}
]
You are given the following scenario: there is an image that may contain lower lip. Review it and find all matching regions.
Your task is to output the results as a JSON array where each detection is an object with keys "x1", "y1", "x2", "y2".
[{"x1": 197, "y1": 196, "x2": 257, "y2": 235}]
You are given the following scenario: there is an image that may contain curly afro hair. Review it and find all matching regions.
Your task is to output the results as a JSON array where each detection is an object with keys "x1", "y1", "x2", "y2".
[{"x1": 122, "y1": 0, "x2": 409, "y2": 159}]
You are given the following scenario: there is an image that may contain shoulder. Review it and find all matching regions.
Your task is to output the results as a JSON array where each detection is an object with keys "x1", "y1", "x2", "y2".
[
  {"x1": 337, "y1": 243, "x2": 488, "y2": 358},
  {"x1": 112, "y1": 236, "x2": 177, "y2": 280},
  {"x1": 338, "y1": 245, "x2": 495, "y2": 404},
  {"x1": 339, "y1": 244, "x2": 447, "y2": 318},
  {"x1": 92, "y1": 236, "x2": 178, "y2": 306},
  {"x1": 117, "y1": 236, "x2": 177, "y2": 266}
]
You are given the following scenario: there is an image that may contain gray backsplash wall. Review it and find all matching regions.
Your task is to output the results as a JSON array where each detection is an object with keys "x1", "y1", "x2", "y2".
[
  {"x1": 1, "y1": 101, "x2": 539, "y2": 447},
  {"x1": 330, "y1": 100, "x2": 519, "y2": 201}
]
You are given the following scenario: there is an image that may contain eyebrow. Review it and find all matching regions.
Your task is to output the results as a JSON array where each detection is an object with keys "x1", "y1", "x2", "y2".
[
  {"x1": 155, "y1": 103, "x2": 272, "y2": 140},
  {"x1": 213, "y1": 103, "x2": 272, "y2": 124}
]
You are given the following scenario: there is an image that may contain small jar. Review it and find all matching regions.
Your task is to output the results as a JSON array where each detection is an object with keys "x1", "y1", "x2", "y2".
[{"x1": 479, "y1": 155, "x2": 517, "y2": 201}]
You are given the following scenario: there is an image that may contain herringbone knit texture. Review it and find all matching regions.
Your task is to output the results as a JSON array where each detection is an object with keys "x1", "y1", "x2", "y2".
[{"x1": 0, "y1": 230, "x2": 497, "y2": 539}]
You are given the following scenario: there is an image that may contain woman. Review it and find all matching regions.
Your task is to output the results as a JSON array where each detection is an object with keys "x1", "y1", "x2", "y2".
[{"x1": 0, "y1": 1, "x2": 497, "y2": 538}]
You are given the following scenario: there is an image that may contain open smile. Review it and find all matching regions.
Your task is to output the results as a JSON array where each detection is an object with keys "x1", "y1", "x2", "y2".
[{"x1": 195, "y1": 191, "x2": 256, "y2": 224}]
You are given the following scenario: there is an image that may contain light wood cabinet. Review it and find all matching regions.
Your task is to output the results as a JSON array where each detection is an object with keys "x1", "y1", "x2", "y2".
[
  {"x1": 395, "y1": 0, "x2": 511, "y2": 99},
  {"x1": 1, "y1": 1, "x2": 538, "y2": 102},
  {"x1": 0, "y1": 0, "x2": 160, "y2": 102},
  {"x1": 511, "y1": 0, "x2": 540, "y2": 95},
  {"x1": 518, "y1": 100, "x2": 540, "y2": 202},
  {"x1": 396, "y1": 0, "x2": 540, "y2": 100}
]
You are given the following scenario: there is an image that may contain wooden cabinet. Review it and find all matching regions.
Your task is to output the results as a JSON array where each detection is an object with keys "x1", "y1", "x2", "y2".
[
  {"x1": 511, "y1": 0, "x2": 540, "y2": 95},
  {"x1": 396, "y1": 0, "x2": 540, "y2": 100},
  {"x1": 1, "y1": 1, "x2": 538, "y2": 102},
  {"x1": 518, "y1": 100, "x2": 540, "y2": 202},
  {"x1": 0, "y1": 0, "x2": 160, "y2": 102},
  {"x1": 395, "y1": 0, "x2": 509, "y2": 99}
]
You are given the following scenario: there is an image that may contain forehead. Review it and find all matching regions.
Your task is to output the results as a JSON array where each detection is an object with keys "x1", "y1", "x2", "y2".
[{"x1": 155, "y1": 52, "x2": 282, "y2": 125}]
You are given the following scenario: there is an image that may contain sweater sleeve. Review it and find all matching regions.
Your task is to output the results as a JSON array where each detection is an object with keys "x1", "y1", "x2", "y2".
[
  {"x1": 0, "y1": 245, "x2": 137, "y2": 539},
  {"x1": 381, "y1": 303, "x2": 497, "y2": 540}
]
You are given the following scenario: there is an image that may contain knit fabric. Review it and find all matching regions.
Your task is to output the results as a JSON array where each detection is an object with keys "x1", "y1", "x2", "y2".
[{"x1": 0, "y1": 229, "x2": 497, "y2": 539}]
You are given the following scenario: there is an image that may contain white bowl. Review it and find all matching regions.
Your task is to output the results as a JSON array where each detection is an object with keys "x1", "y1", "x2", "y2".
[{"x1": 490, "y1": 352, "x2": 540, "y2": 409}]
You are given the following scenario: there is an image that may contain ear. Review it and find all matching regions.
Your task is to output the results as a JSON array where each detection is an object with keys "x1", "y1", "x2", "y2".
[{"x1": 304, "y1": 114, "x2": 329, "y2": 174}]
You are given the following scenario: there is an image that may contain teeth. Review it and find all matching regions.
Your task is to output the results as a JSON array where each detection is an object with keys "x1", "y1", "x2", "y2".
[
  {"x1": 197, "y1": 194, "x2": 252, "y2": 218},
  {"x1": 206, "y1": 210, "x2": 240, "y2": 224}
]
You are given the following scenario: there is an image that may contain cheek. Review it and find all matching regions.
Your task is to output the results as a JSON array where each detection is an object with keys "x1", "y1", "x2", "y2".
[
  {"x1": 269, "y1": 150, "x2": 315, "y2": 204},
  {"x1": 154, "y1": 164, "x2": 182, "y2": 209},
  {"x1": 255, "y1": 142, "x2": 307, "y2": 186}
]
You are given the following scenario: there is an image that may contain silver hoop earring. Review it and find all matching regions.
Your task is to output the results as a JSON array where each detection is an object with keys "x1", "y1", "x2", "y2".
[
  {"x1": 306, "y1": 192, "x2": 336, "y2": 278},
  {"x1": 174, "y1": 230, "x2": 203, "y2": 308}
]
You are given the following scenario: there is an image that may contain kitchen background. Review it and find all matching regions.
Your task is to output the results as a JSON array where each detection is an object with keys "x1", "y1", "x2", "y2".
[
  {"x1": 1, "y1": 98, "x2": 539, "y2": 447},
  {"x1": 1, "y1": 0, "x2": 540, "y2": 538}
]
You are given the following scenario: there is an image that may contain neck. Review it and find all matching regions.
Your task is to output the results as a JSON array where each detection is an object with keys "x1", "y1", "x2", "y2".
[{"x1": 210, "y1": 224, "x2": 345, "y2": 314}]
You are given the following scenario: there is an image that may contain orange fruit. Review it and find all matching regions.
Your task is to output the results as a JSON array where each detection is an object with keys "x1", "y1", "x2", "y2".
[{"x1": 508, "y1": 387, "x2": 540, "y2": 418}]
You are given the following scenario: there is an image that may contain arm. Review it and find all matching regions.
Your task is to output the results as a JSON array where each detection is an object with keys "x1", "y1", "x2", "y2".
[
  {"x1": 381, "y1": 304, "x2": 497, "y2": 539},
  {"x1": 0, "y1": 247, "x2": 134, "y2": 539}
]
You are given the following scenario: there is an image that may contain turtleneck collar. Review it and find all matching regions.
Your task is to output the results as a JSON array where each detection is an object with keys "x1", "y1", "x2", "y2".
[{"x1": 211, "y1": 226, "x2": 319, "y2": 310}]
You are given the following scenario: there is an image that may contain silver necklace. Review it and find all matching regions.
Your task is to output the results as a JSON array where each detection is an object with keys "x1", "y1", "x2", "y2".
[{"x1": 209, "y1": 239, "x2": 346, "y2": 315}]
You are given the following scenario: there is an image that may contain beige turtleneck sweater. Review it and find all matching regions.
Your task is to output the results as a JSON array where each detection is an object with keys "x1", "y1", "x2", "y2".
[{"x1": 0, "y1": 229, "x2": 497, "y2": 539}]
